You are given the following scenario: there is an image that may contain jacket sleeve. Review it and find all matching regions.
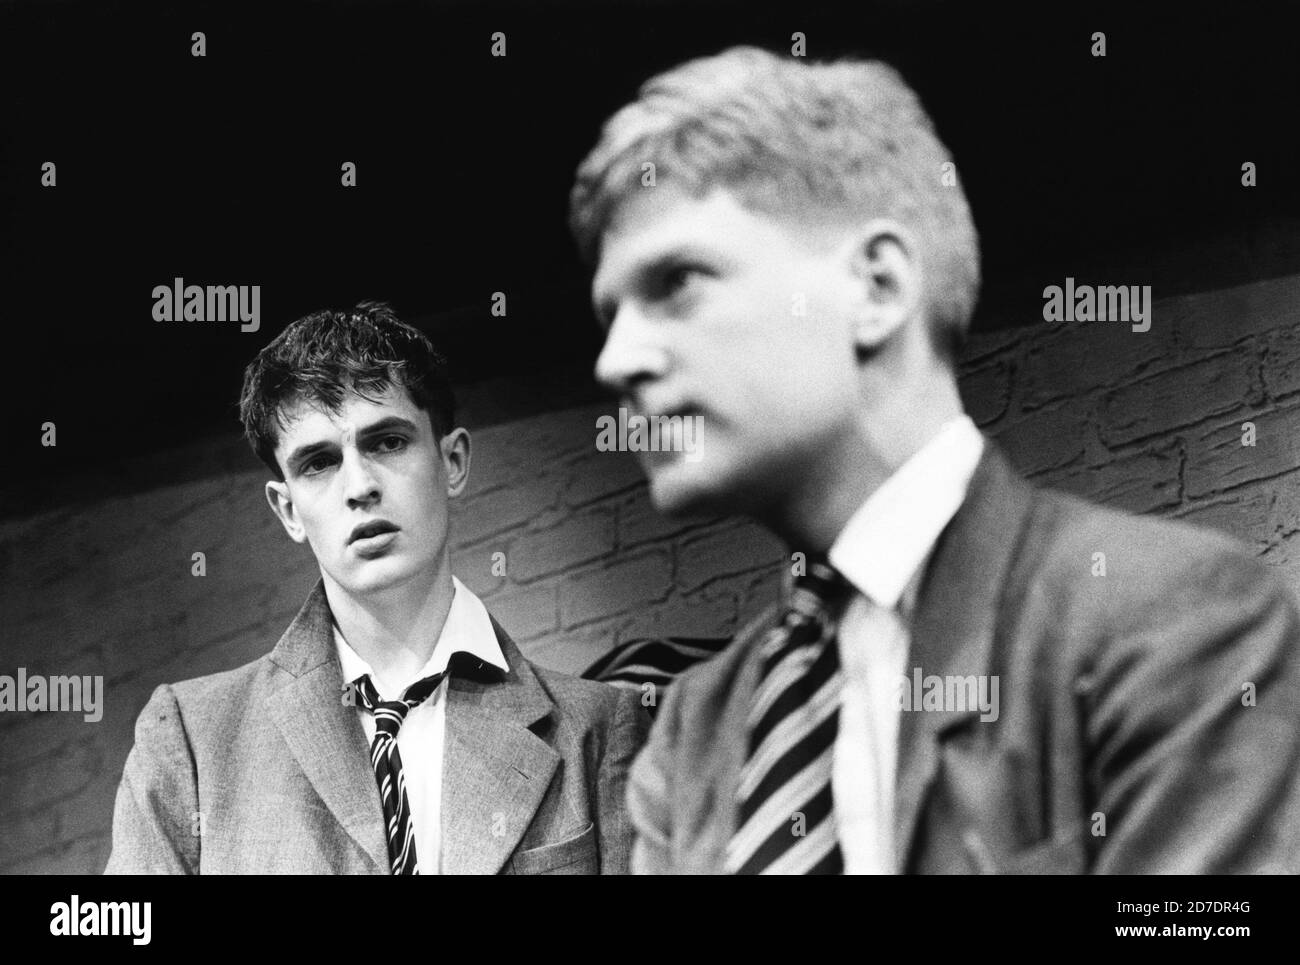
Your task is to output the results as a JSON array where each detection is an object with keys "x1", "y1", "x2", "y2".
[
  {"x1": 594, "y1": 687, "x2": 651, "y2": 874},
  {"x1": 626, "y1": 677, "x2": 686, "y2": 875},
  {"x1": 1085, "y1": 543, "x2": 1300, "y2": 873},
  {"x1": 103, "y1": 684, "x2": 200, "y2": 874}
]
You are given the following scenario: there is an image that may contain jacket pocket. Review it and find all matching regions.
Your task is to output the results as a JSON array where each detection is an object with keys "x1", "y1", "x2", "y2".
[
  {"x1": 920, "y1": 735, "x2": 1089, "y2": 874},
  {"x1": 997, "y1": 827, "x2": 1088, "y2": 875},
  {"x1": 508, "y1": 822, "x2": 598, "y2": 875}
]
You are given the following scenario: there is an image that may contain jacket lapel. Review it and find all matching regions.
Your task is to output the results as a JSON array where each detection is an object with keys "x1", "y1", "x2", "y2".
[
  {"x1": 439, "y1": 617, "x2": 559, "y2": 875},
  {"x1": 893, "y1": 442, "x2": 1036, "y2": 869},
  {"x1": 266, "y1": 581, "x2": 389, "y2": 873}
]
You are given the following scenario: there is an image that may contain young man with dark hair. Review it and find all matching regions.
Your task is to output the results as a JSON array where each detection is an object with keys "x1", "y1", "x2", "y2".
[
  {"x1": 106, "y1": 301, "x2": 647, "y2": 874},
  {"x1": 570, "y1": 46, "x2": 1300, "y2": 874}
]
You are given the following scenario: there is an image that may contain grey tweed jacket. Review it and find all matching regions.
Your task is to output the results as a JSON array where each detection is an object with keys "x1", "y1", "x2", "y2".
[{"x1": 105, "y1": 582, "x2": 649, "y2": 874}]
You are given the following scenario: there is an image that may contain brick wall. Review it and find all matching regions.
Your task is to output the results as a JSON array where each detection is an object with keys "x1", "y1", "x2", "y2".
[{"x1": 2, "y1": 272, "x2": 1298, "y2": 873}]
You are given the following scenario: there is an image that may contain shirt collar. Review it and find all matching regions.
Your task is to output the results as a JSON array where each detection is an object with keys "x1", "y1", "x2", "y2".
[
  {"x1": 333, "y1": 576, "x2": 509, "y2": 700},
  {"x1": 827, "y1": 415, "x2": 984, "y2": 617}
]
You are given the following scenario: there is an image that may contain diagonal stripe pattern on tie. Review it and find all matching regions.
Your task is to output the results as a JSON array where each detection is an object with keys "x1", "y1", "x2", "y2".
[
  {"x1": 727, "y1": 556, "x2": 855, "y2": 875},
  {"x1": 349, "y1": 671, "x2": 446, "y2": 875}
]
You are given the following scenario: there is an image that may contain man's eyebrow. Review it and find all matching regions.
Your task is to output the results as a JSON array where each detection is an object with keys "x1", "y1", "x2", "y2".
[
  {"x1": 356, "y1": 415, "x2": 420, "y2": 438},
  {"x1": 285, "y1": 439, "x2": 333, "y2": 473},
  {"x1": 594, "y1": 244, "x2": 718, "y2": 322}
]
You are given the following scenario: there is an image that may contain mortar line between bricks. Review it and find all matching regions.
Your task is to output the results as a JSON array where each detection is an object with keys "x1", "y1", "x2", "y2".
[
  {"x1": 999, "y1": 354, "x2": 1020, "y2": 427},
  {"x1": 1186, "y1": 465, "x2": 1300, "y2": 503},
  {"x1": 618, "y1": 515, "x2": 727, "y2": 551},
  {"x1": 565, "y1": 481, "x2": 646, "y2": 511},
  {"x1": 1017, "y1": 345, "x2": 1240, "y2": 415},
  {"x1": 0, "y1": 831, "x2": 111, "y2": 873},
  {"x1": 680, "y1": 562, "x2": 787, "y2": 598},
  {"x1": 1096, "y1": 395, "x2": 1300, "y2": 455},
  {"x1": 1172, "y1": 439, "x2": 1187, "y2": 507}
]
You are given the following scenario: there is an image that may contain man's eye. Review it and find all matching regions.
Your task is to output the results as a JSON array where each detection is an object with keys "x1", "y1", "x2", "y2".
[
  {"x1": 375, "y1": 435, "x2": 407, "y2": 453},
  {"x1": 302, "y1": 455, "x2": 335, "y2": 475},
  {"x1": 663, "y1": 265, "x2": 699, "y2": 295}
]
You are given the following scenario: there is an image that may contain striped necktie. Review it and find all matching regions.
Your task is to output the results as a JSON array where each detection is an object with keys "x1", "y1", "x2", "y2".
[
  {"x1": 726, "y1": 556, "x2": 855, "y2": 874},
  {"x1": 348, "y1": 672, "x2": 446, "y2": 875}
]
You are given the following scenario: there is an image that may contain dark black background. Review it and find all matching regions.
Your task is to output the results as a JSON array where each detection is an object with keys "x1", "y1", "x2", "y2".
[{"x1": 2, "y1": 0, "x2": 1298, "y2": 518}]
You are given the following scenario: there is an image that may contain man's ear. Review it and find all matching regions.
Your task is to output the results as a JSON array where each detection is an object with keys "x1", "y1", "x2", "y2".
[
  {"x1": 844, "y1": 219, "x2": 924, "y2": 354},
  {"x1": 265, "y1": 479, "x2": 308, "y2": 543},
  {"x1": 441, "y1": 427, "x2": 472, "y2": 498}
]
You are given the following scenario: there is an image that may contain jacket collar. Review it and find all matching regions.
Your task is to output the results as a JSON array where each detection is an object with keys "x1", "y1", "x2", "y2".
[
  {"x1": 265, "y1": 581, "x2": 558, "y2": 874},
  {"x1": 892, "y1": 441, "x2": 1037, "y2": 868},
  {"x1": 440, "y1": 615, "x2": 560, "y2": 874}
]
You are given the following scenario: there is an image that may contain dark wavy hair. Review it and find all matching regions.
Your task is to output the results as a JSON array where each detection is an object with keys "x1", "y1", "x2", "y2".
[{"x1": 239, "y1": 301, "x2": 456, "y2": 480}]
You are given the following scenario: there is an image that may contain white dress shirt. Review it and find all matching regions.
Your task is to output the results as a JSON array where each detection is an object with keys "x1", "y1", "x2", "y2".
[
  {"x1": 827, "y1": 415, "x2": 984, "y2": 874},
  {"x1": 333, "y1": 575, "x2": 508, "y2": 875}
]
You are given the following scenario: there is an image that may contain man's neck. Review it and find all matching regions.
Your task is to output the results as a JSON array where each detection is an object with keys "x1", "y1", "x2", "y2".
[
  {"x1": 323, "y1": 565, "x2": 457, "y2": 693},
  {"x1": 770, "y1": 374, "x2": 966, "y2": 554}
]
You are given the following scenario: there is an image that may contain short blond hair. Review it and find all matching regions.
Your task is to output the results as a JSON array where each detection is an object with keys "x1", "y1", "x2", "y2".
[{"x1": 569, "y1": 45, "x2": 981, "y2": 359}]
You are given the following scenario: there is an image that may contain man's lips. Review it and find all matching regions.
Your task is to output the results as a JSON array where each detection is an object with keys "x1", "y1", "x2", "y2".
[
  {"x1": 623, "y1": 403, "x2": 706, "y2": 465},
  {"x1": 628, "y1": 401, "x2": 702, "y2": 421},
  {"x1": 348, "y1": 520, "x2": 400, "y2": 544}
]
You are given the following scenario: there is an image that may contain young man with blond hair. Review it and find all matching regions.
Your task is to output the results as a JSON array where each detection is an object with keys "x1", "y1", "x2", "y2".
[{"x1": 570, "y1": 46, "x2": 1300, "y2": 874}]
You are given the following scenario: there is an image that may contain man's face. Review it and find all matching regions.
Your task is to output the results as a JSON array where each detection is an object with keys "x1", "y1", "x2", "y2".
[
  {"x1": 265, "y1": 383, "x2": 465, "y2": 597},
  {"x1": 591, "y1": 187, "x2": 864, "y2": 518}
]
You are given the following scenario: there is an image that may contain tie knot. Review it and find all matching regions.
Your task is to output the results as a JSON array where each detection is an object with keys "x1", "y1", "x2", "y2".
[
  {"x1": 348, "y1": 672, "x2": 446, "y2": 740},
  {"x1": 789, "y1": 555, "x2": 854, "y2": 623}
]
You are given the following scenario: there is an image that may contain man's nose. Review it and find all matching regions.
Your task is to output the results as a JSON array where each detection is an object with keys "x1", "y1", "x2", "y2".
[
  {"x1": 341, "y1": 448, "x2": 381, "y2": 506},
  {"x1": 594, "y1": 307, "x2": 668, "y2": 397}
]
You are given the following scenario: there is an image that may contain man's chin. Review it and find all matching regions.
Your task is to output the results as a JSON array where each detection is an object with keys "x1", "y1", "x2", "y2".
[
  {"x1": 332, "y1": 556, "x2": 422, "y2": 597},
  {"x1": 646, "y1": 465, "x2": 731, "y2": 519}
]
